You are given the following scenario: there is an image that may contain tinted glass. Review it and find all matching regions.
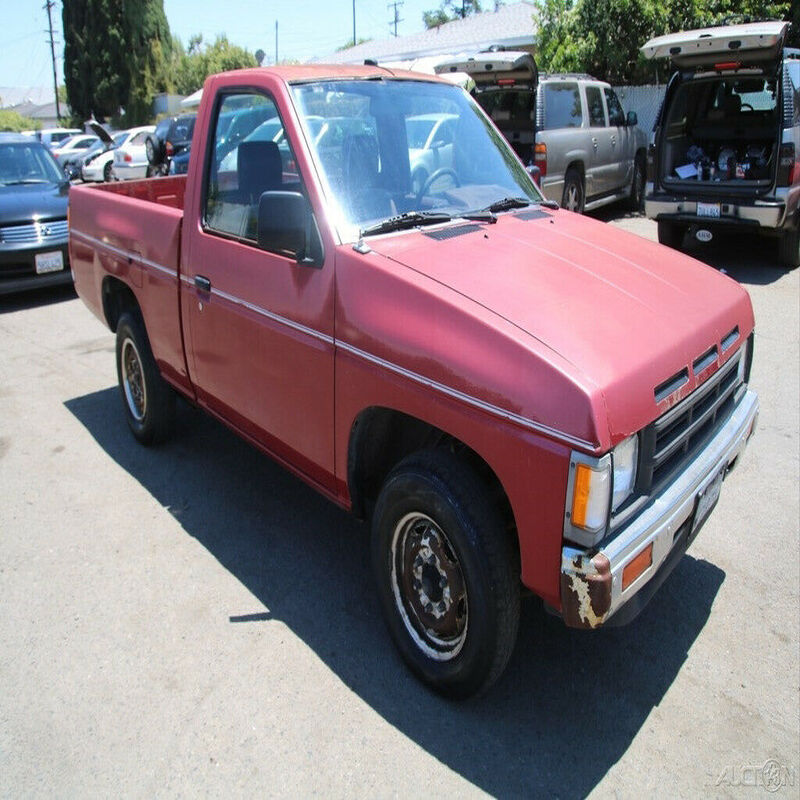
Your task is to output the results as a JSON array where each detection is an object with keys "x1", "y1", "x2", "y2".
[
  {"x1": 604, "y1": 88, "x2": 625, "y2": 126},
  {"x1": 0, "y1": 142, "x2": 64, "y2": 184},
  {"x1": 543, "y1": 83, "x2": 582, "y2": 129},
  {"x1": 585, "y1": 86, "x2": 606, "y2": 126}
]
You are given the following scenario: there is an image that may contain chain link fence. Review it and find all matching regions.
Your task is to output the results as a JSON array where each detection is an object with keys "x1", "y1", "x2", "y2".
[{"x1": 612, "y1": 84, "x2": 667, "y2": 134}]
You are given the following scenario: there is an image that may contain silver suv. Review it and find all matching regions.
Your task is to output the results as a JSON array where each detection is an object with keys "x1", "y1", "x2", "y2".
[
  {"x1": 436, "y1": 51, "x2": 648, "y2": 213},
  {"x1": 641, "y1": 21, "x2": 800, "y2": 268}
]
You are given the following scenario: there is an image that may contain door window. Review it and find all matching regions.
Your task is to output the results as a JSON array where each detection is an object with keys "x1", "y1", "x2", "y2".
[
  {"x1": 604, "y1": 88, "x2": 625, "y2": 126},
  {"x1": 204, "y1": 92, "x2": 303, "y2": 245},
  {"x1": 542, "y1": 83, "x2": 582, "y2": 129},
  {"x1": 585, "y1": 86, "x2": 606, "y2": 127}
]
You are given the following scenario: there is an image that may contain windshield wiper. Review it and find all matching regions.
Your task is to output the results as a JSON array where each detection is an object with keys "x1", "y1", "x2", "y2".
[
  {"x1": 3, "y1": 179, "x2": 49, "y2": 185},
  {"x1": 484, "y1": 196, "x2": 531, "y2": 213},
  {"x1": 360, "y1": 210, "x2": 452, "y2": 236}
]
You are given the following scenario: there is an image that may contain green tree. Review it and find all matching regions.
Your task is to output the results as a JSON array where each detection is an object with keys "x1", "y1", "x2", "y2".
[
  {"x1": 0, "y1": 110, "x2": 40, "y2": 132},
  {"x1": 172, "y1": 35, "x2": 257, "y2": 96},
  {"x1": 423, "y1": 1, "x2": 483, "y2": 29},
  {"x1": 63, "y1": 0, "x2": 172, "y2": 123},
  {"x1": 535, "y1": 0, "x2": 793, "y2": 84}
]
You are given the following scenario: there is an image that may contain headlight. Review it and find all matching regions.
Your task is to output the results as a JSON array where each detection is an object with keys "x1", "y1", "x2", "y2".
[
  {"x1": 565, "y1": 434, "x2": 639, "y2": 546},
  {"x1": 611, "y1": 434, "x2": 638, "y2": 511}
]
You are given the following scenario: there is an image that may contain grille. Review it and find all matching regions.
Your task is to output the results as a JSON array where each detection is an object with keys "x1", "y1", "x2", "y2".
[
  {"x1": 423, "y1": 224, "x2": 481, "y2": 241},
  {"x1": 639, "y1": 349, "x2": 744, "y2": 492},
  {"x1": 0, "y1": 219, "x2": 68, "y2": 245}
]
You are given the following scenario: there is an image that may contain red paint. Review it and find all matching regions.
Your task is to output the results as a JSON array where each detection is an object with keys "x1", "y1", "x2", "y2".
[{"x1": 68, "y1": 66, "x2": 756, "y2": 610}]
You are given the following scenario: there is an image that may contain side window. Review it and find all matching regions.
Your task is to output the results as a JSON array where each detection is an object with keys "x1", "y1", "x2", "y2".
[
  {"x1": 604, "y1": 88, "x2": 625, "y2": 126},
  {"x1": 585, "y1": 86, "x2": 606, "y2": 127},
  {"x1": 130, "y1": 131, "x2": 149, "y2": 146},
  {"x1": 542, "y1": 83, "x2": 582, "y2": 129},
  {"x1": 204, "y1": 91, "x2": 303, "y2": 244}
]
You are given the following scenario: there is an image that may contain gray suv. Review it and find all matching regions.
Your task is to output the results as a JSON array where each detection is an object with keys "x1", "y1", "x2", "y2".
[
  {"x1": 436, "y1": 51, "x2": 648, "y2": 213},
  {"x1": 641, "y1": 21, "x2": 800, "y2": 268}
]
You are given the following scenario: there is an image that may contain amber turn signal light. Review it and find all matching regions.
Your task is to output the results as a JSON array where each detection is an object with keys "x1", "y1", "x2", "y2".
[{"x1": 622, "y1": 543, "x2": 653, "y2": 590}]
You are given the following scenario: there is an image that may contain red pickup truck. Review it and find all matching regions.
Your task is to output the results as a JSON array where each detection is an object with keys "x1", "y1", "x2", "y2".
[{"x1": 69, "y1": 65, "x2": 759, "y2": 698}]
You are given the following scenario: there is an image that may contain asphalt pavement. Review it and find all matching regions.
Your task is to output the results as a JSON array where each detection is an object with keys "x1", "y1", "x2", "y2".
[{"x1": 1, "y1": 212, "x2": 798, "y2": 797}]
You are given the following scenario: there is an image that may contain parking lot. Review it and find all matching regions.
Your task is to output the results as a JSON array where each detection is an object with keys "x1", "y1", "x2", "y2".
[{"x1": 1, "y1": 211, "x2": 798, "y2": 797}]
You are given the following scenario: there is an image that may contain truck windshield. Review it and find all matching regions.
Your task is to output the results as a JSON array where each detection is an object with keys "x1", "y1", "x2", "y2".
[{"x1": 291, "y1": 78, "x2": 542, "y2": 240}]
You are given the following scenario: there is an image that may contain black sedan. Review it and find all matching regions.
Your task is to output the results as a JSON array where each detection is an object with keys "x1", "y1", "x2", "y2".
[{"x1": 0, "y1": 133, "x2": 71, "y2": 295}]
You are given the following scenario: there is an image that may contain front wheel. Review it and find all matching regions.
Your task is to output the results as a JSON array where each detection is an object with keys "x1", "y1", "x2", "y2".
[
  {"x1": 628, "y1": 155, "x2": 645, "y2": 212},
  {"x1": 115, "y1": 312, "x2": 175, "y2": 445},
  {"x1": 372, "y1": 449, "x2": 520, "y2": 699}
]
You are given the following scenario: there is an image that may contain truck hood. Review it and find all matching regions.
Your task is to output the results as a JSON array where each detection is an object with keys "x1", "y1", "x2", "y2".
[{"x1": 366, "y1": 209, "x2": 753, "y2": 448}]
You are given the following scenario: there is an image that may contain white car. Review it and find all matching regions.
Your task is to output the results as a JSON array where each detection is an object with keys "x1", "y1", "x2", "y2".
[
  {"x1": 405, "y1": 113, "x2": 457, "y2": 194},
  {"x1": 51, "y1": 134, "x2": 99, "y2": 164},
  {"x1": 35, "y1": 127, "x2": 82, "y2": 149},
  {"x1": 82, "y1": 126, "x2": 154, "y2": 182},
  {"x1": 113, "y1": 128, "x2": 156, "y2": 180}
]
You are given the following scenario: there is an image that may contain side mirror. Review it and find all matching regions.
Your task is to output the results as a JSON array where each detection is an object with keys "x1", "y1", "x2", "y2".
[
  {"x1": 257, "y1": 190, "x2": 322, "y2": 266},
  {"x1": 626, "y1": 111, "x2": 638, "y2": 127},
  {"x1": 526, "y1": 163, "x2": 541, "y2": 187}
]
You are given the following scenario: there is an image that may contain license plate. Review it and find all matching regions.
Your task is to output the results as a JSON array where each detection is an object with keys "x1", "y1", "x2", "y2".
[
  {"x1": 692, "y1": 468, "x2": 725, "y2": 535},
  {"x1": 697, "y1": 202, "x2": 720, "y2": 218},
  {"x1": 35, "y1": 251, "x2": 64, "y2": 274}
]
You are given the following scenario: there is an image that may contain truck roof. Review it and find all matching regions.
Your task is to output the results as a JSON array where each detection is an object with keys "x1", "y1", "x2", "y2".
[{"x1": 209, "y1": 63, "x2": 448, "y2": 85}]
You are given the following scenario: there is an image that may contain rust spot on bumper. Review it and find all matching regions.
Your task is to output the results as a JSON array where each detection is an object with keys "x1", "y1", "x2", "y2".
[{"x1": 561, "y1": 552, "x2": 612, "y2": 629}]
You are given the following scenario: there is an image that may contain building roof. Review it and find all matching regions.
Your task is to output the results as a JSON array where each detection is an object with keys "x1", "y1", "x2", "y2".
[{"x1": 313, "y1": 1, "x2": 537, "y2": 65}]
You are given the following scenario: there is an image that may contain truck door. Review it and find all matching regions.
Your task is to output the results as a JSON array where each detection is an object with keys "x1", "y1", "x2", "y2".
[
  {"x1": 182, "y1": 89, "x2": 336, "y2": 491},
  {"x1": 603, "y1": 87, "x2": 631, "y2": 192},
  {"x1": 584, "y1": 84, "x2": 614, "y2": 197}
]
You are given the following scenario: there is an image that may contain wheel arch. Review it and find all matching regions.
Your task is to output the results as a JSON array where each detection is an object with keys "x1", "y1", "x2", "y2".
[
  {"x1": 347, "y1": 406, "x2": 518, "y2": 546},
  {"x1": 102, "y1": 276, "x2": 141, "y2": 333}
]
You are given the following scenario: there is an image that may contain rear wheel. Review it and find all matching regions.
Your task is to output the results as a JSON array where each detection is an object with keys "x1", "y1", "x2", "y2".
[
  {"x1": 115, "y1": 312, "x2": 175, "y2": 445},
  {"x1": 561, "y1": 169, "x2": 584, "y2": 213},
  {"x1": 103, "y1": 161, "x2": 113, "y2": 182},
  {"x1": 372, "y1": 449, "x2": 520, "y2": 699},
  {"x1": 657, "y1": 220, "x2": 684, "y2": 250},
  {"x1": 777, "y1": 227, "x2": 800, "y2": 269}
]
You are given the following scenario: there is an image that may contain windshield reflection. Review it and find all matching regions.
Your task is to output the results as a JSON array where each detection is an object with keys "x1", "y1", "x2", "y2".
[{"x1": 291, "y1": 79, "x2": 542, "y2": 240}]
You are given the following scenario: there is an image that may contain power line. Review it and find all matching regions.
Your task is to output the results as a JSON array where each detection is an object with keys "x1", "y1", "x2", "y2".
[{"x1": 387, "y1": 1, "x2": 404, "y2": 37}]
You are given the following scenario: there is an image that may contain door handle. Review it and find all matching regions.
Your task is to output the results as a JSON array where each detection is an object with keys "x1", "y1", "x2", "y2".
[{"x1": 194, "y1": 275, "x2": 211, "y2": 292}]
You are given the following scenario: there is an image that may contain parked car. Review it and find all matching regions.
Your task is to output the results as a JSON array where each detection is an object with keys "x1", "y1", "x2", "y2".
[
  {"x1": 113, "y1": 129, "x2": 153, "y2": 181},
  {"x1": 51, "y1": 134, "x2": 99, "y2": 165},
  {"x1": 0, "y1": 132, "x2": 71, "y2": 294},
  {"x1": 436, "y1": 52, "x2": 648, "y2": 213},
  {"x1": 406, "y1": 113, "x2": 457, "y2": 194},
  {"x1": 144, "y1": 113, "x2": 197, "y2": 176},
  {"x1": 69, "y1": 66, "x2": 758, "y2": 698},
  {"x1": 82, "y1": 126, "x2": 154, "y2": 182},
  {"x1": 34, "y1": 127, "x2": 82, "y2": 150},
  {"x1": 641, "y1": 21, "x2": 800, "y2": 268}
]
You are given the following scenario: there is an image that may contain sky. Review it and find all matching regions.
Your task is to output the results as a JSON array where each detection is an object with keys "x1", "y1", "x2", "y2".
[{"x1": 1, "y1": 0, "x2": 445, "y2": 105}]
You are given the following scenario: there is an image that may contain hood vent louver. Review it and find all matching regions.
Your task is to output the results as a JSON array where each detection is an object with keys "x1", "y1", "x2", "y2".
[{"x1": 423, "y1": 224, "x2": 481, "y2": 240}]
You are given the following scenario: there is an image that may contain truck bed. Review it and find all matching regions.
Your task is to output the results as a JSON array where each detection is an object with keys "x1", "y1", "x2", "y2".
[{"x1": 68, "y1": 176, "x2": 191, "y2": 393}]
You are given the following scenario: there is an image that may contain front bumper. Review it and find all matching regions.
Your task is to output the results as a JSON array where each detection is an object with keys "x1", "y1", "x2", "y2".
[
  {"x1": 561, "y1": 388, "x2": 759, "y2": 629},
  {"x1": 0, "y1": 240, "x2": 71, "y2": 296}
]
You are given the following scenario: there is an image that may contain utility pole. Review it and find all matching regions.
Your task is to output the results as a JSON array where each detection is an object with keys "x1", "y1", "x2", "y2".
[
  {"x1": 44, "y1": 0, "x2": 61, "y2": 121},
  {"x1": 352, "y1": 0, "x2": 356, "y2": 48},
  {"x1": 275, "y1": 20, "x2": 278, "y2": 64},
  {"x1": 387, "y1": 1, "x2": 403, "y2": 37}
]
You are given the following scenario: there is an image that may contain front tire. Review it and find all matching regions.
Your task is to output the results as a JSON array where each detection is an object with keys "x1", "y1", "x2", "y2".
[
  {"x1": 372, "y1": 449, "x2": 519, "y2": 699},
  {"x1": 628, "y1": 155, "x2": 645, "y2": 212},
  {"x1": 561, "y1": 169, "x2": 584, "y2": 213},
  {"x1": 115, "y1": 312, "x2": 175, "y2": 445}
]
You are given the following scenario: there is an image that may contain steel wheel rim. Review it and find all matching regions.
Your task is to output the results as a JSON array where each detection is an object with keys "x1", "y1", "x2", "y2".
[
  {"x1": 121, "y1": 337, "x2": 146, "y2": 422},
  {"x1": 565, "y1": 183, "x2": 580, "y2": 212},
  {"x1": 390, "y1": 512, "x2": 468, "y2": 661}
]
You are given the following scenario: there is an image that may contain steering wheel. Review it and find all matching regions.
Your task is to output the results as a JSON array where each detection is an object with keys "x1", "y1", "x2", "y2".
[
  {"x1": 416, "y1": 168, "x2": 460, "y2": 203},
  {"x1": 740, "y1": 103, "x2": 754, "y2": 111}
]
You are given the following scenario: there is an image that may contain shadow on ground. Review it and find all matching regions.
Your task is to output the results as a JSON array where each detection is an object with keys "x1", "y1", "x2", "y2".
[
  {"x1": 66, "y1": 388, "x2": 725, "y2": 798},
  {"x1": 0, "y1": 284, "x2": 76, "y2": 313}
]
